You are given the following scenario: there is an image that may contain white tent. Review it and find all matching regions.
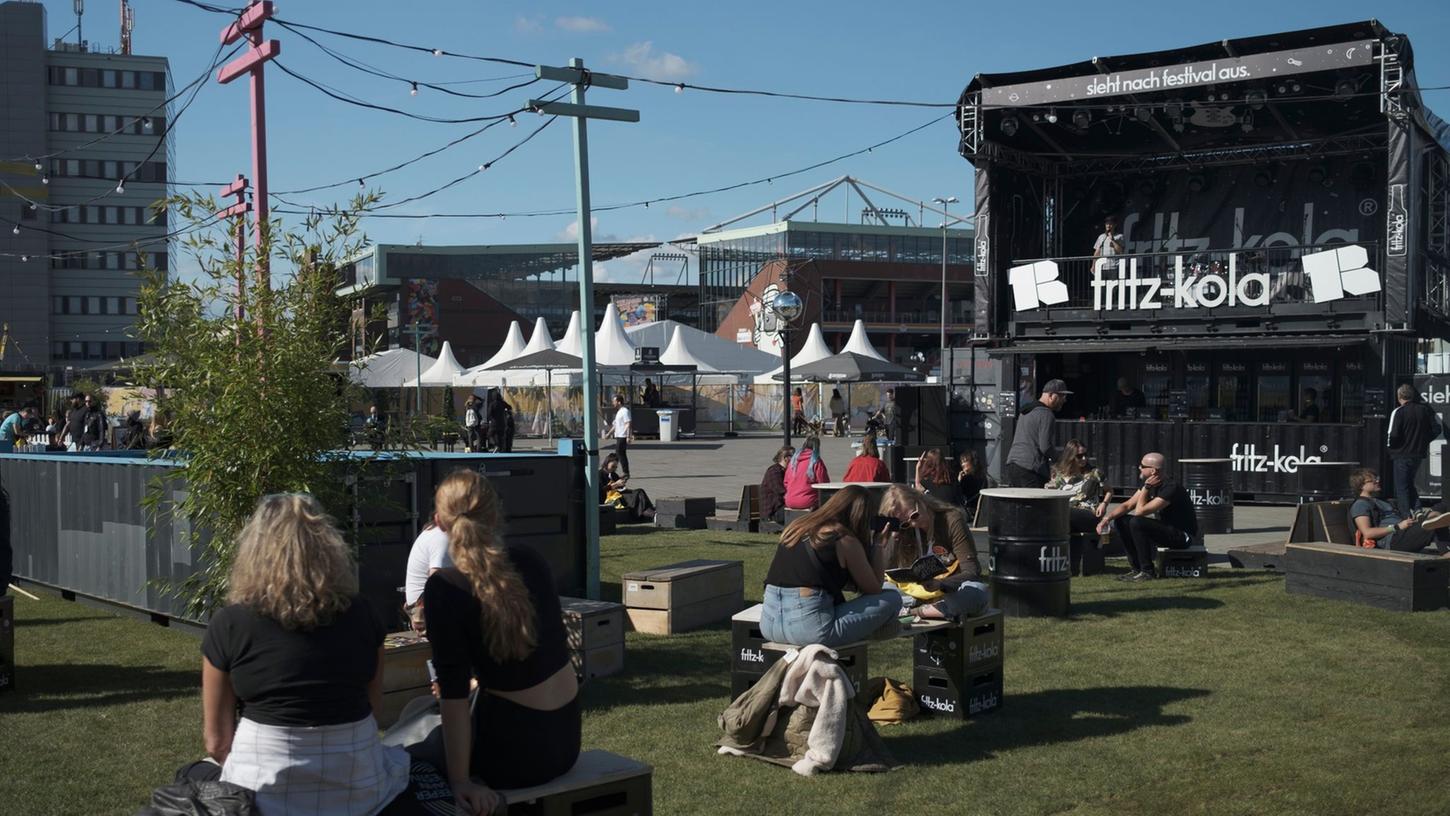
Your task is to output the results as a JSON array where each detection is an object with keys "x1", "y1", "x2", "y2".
[
  {"x1": 594, "y1": 306, "x2": 637, "y2": 367},
  {"x1": 454, "y1": 320, "x2": 527, "y2": 387},
  {"x1": 754, "y1": 323, "x2": 834, "y2": 384},
  {"x1": 627, "y1": 320, "x2": 778, "y2": 375},
  {"x1": 520, "y1": 316, "x2": 556, "y2": 355},
  {"x1": 403, "y1": 340, "x2": 466, "y2": 386},
  {"x1": 843, "y1": 319, "x2": 889, "y2": 361},
  {"x1": 348, "y1": 347, "x2": 438, "y2": 388},
  {"x1": 554, "y1": 311, "x2": 582, "y2": 357}
]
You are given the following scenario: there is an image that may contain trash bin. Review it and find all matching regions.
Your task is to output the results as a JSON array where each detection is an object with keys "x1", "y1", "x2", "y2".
[{"x1": 657, "y1": 409, "x2": 678, "y2": 442}]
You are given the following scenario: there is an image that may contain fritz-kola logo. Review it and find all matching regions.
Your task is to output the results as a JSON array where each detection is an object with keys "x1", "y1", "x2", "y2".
[
  {"x1": 1008, "y1": 260, "x2": 1070, "y2": 310},
  {"x1": 1230, "y1": 443, "x2": 1322, "y2": 473},
  {"x1": 1302, "y1": 244, "x2": 1380, "y2": 303}
]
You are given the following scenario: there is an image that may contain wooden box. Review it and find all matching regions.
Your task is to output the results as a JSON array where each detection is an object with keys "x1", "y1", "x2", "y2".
[
  {"x1": 560, "y1": 597, "x2": 625, "y2": 683},
  {"x1": 624, "y1": 560, "x2": 744, "y2": 635},
  {"x1": 626, "y1": 592, "x2": 743, "y2": 635},
  {"x1": 1285, "y1": 543, "x2": 1450, "y2": 612},
  {"x1": 0, "y1": 595, "x2": 13, "y2": 694},
  {"x1": 498, "y1": 749, "x2": 652, "y2": 815},
  {"x1": 655, "y1": 497, "x2": 716, "y2": 518},
  {"x1": 380, "y1": 630, "x2": 431, "y2": 727},
  {"x1": 653, "y1": 513, "x2": 707, "y2": 530},
  {"x1": 1155, "y1": 546, "x2": 1210, "y2": 579}
]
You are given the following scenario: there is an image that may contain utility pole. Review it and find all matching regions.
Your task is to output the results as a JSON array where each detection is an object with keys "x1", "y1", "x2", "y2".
[
  {"x1": 216, "y1": 174, "x2": 250, "y2": 324},
  {"x1": 410, "y1": 322, "x2": 423, "y2": 415},
  {"x1": 217, "y1": 2, "x2": 279, "y2": 291},
  {"x1": 933, "y1": 196, "x2": 959, "y2": 379},
  {"x1": 528, "y1": 59, "x2": 638, "y2": 601}
]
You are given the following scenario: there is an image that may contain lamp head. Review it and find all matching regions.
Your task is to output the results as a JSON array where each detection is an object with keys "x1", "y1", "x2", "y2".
[{"x1": 773, "y1": 290, "x2": 804, "y2": 322}]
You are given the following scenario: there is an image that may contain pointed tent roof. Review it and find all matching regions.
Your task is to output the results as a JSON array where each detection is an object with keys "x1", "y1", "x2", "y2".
[
  {"x1": 594, "y1": 306, "x2": 637, "y2": 366},
  {"x1": 405, "y1": 341, "x2": 466, "y2": 386},
  {"x1": 554, "y1": 311, "x2": 582, "y2": 356},
  {"x1": 520, "y1": 316, "x2": 555, "y2": 355},
  {"x1": 348, "y1": 347, "x2": 439, "y2": 388},
  {"x1": 843, "y1": 319, "x2": 889, "y2": 361},
  {"x1": 754, "y1": 323, "x2": 834, "y2": 383},
  {"x1": 454, "y1": 321, "x2": 526, "y2": 386},
  {"x1": 627, "y1": 320, "x2": 778, "y2": 374}
]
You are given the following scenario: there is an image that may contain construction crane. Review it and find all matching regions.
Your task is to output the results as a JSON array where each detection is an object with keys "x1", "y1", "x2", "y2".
[{"x1": 120, "y1": 0, "x2": 134, "y2": 55}]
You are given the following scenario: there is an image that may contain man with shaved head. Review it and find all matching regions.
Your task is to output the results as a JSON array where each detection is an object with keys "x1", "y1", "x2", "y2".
[{"x1": 1096, "y1": 451, "x2": 1199, "y2": 581}]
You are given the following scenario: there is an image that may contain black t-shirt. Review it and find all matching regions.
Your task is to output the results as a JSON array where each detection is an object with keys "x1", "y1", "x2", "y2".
[
  {"x1": 201, "y1": 596, "x2": 385, "y2": 727},
  {"x1": 423, "y1": 546, "x2": 571, "y2": 700},
  {"x1": 764, "y1": 535, "x2": 850, "y2": 606},
  {"x1": 1145, "y1": 478, "x2": 1198, "y2": 539}
]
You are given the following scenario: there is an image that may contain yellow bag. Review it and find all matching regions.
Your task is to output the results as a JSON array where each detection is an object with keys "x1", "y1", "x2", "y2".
[
  {"x1": 887, "y1": 544, "x2": 959, "y2": 603},
  {"x1": 861, "y1": 677, "x2": 920, "y2": 724}
]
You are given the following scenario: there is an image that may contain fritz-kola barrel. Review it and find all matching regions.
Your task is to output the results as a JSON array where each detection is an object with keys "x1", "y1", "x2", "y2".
[
  {"x1": 1180, "y1": 458, "x2": 1234, "y2": 534},
  {"x1": 981, "y1": 488, "x2": 1071, "y2": 618}
]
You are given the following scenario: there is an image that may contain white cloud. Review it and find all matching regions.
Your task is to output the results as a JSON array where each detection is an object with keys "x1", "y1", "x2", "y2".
[
  {"x1": 513, "y1": 15, "x2": 544, "y2": 34},
  {"x1": 665, "y1": 205, "x2": 711, "y2": 222},
  {"x1": 557, "y1": 216, "x2": 618, "y2": 243},
  {"x1": 555, "y1": 16, "x2": 610, "y2": 33},
  {"x1": 611, "y1": 41, "x2": 697, "y2": 82}
]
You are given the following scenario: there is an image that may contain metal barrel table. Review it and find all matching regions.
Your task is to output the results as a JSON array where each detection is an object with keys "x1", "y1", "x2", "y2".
[
  {"x1": 1180, "y1": 458, "x2": 1234, "y2": 534},
  {"x1": 981, "y1": 487, "x2": 1071, "y2": 618}
]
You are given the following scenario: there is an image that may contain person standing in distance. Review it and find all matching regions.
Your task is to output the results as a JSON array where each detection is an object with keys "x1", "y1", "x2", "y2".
[
  {"x1": 1004, "y1": 379, "x2": 1071, "y2": 488},
  {"x1": 1092, "y1": 216, "x2": 1125, "y2": 271},
  {"x1": 611, "y1": 394, "x2": 633, "y2": 479},
  {"x1": 1386, "y1": 383, "x2": 1442, "y2": 516}
]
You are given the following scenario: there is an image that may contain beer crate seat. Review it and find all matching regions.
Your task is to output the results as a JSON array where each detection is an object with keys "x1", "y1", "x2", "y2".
[
  {"x1": 623, "y1": 560, "x2": 743, "y2": 635},
  {"x1": 560, "y1": 597, "x2": 625, "y2": 684},
  {"x1": 1154, "y1": 545, "x2": 1210, "y2": 579},
  {"x1": 654, "y1": 496, "x2": 715, "y2": 530},
  {"x1": 1070, "y1": 532, "x2": 1105, "y2": 576},
  {"x1": 496, "y1": 749, "x2": 652, "y2": 815},
  {"x1": 706, "y1": 485, "x2": 760, "y2": 532},
  {"x1": 597, "y1": 505, "x2": 618, "y2": 536},
  {"x1": 380, "y1": 630, "x2": 431, "y2": 728},
  {"x1": 1285, "y1": 542, "x2": 1450, "y2": 612},
  {"x1": 729, "y1": 603, "x2": 1004, "y2": 719}
]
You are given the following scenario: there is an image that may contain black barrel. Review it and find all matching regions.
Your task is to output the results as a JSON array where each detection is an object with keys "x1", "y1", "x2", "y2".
[
  {"x1": 1297, "y1": 461, "x2": 1359, "y2": 501},
  {"x1": 1180, "y1": 458, "x2": 1234, "y2": 534},
  {"x1": 982, "y1": 487, "x2": 1071, "y2": 618}
]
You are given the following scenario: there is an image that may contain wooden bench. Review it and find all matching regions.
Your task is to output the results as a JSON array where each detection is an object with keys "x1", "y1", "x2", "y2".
[
  {"x1": 653, "y1": 497, "x2": 715, "y2": 530},
  {"x1": 1285, "y1": 542, "x2": 1450, "y2": 611},
  {"x1": 496, "y1": 749, "x2": 652, "y2": 815},
  {"x1": 1286, "y1": 500, "x2": 1355, "y2": 547},
  {"x1": 706, "y1": 484, "x2": 761, "y2": 532},
  {"x1": 729, "y1": 603, "x2": 1004, "y2": 721},
  {"x1": 1227, "y1": 541, "x2": 1287, "y2": 571}
]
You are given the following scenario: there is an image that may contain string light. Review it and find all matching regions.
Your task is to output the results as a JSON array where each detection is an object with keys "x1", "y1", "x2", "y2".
[
  {"x1": 116, "y1": 181, "x2": 125, "y2": 194},
  {"x1": 675, "y1": 83, "x2": 684, "y2": 94},
  {"x1": 358, "y1": 178, "x2": 366, "y2": 189},
  {"x1": 10, "y1": 225, "x2": 18, "y2": 235},
  {"x1": 33, "y1": 161, "x2": 42, "y2": 171},
  {"x1": 409, "y1": 81, "x2": 418, "y2": 96},
  {"x1": 20, "y1": 255, "x2": 28, "y2": 262},
  {"x1": 41, "y1": 175, "x2": 49, "y2": 185},
  {"x1": 508, "y1": 114, "x2": 516, "y2": 127},
  {"x1": 432, "y1": 48, "x2": 443, "y2": 57}
]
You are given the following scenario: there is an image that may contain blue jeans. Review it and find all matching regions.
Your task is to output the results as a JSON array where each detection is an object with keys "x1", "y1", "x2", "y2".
[
  {"x1": 921, "y1": 581, "x2": 990, "y2": 618},
  {"x1": 760, "y1": 584, "x2": 902, "y2": 647},
  {"x1": 1391, "y1": 456, "x2": 1422, "y2": 517}
]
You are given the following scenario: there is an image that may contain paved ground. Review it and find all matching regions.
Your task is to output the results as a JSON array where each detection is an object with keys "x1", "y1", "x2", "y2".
[{"x1": 515, "y1": 430, "x2": 1295, "y2": 557}]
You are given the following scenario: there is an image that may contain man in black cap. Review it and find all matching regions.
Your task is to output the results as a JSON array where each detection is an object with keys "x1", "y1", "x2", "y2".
[{"x1": 1004, "y1": 379, "x2": 1071, "y2": 488}]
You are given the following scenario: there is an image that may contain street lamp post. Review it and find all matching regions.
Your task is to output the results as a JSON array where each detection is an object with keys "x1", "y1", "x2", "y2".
[
  {"x1": 933, "y1": 196, "x2": 958, "y2": 379},
  {"x1": 773, "y1": 289, "x2": 804, "y2": 447}
]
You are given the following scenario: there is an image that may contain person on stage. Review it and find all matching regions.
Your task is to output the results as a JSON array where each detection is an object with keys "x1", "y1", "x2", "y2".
[{"x1": 1092, "y1": 215, "x2": 1125, "y2": 271}]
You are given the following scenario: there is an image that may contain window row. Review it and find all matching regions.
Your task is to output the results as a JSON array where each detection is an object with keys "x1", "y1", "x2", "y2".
[
  {"x1": 52, "y1": 295, "x2": 139, "y2": 316},
  {"x1": 52, "y1": 251, "x2": 167, "y2": 271},
  {"x1": 48, "y1": 66, "x2": 167, "y2": 91},
  {"x1": 50, "y1": 205, "x2": 165, "y2": 227},
  {"x1": 48, "y1": 158, "x2": 168, "y2": 183},
  {"x1": 52, "y1": 341, "x2": 145, "y2": 361},
  {"x1": 48, "y1": 111, "x2": 165, "y2": 135}
]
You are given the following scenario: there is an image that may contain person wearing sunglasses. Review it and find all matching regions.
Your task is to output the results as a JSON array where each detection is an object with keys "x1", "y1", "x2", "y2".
[
  {"x1": 878, "y1": 485, "x2": 987, "y2": 620},
  {"x1": 1095, "y1": 452, "x2": 1198, "y2": 581},
  {"x1": 1348, "y1": 468, "x2": 1450, "y2": 552},
  {"x1": 1045, "y1": 439, "x2": 1112, "y2": 536}
]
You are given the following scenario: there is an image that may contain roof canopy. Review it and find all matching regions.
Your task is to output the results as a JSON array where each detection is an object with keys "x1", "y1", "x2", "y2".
[
  {"x1": 404, "y1": 341, "x2": 466, "y2": 386},
  {"x1": 555, "y1": 311, "x2": 582, "y2": 357},
  {"x1": 519, "y1": 317, "x2": 556, "y2": 355},
  {"x1": 349, "y1": 347, "x2": 438, "y2": 388},
  {"x1": 627, "y1": 320, "x2": 778, "y2": 374},
  {"x1": 594, "y1": 306, "x2": 637, "y2": 367},
  {"x1": 843, "y1": 319, "x2": 888, "y2": 362}
]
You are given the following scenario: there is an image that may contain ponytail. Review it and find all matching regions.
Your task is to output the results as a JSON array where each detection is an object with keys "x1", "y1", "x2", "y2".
[{"x1": 435, "y1": 470, "x2": 537, "y2": 662}]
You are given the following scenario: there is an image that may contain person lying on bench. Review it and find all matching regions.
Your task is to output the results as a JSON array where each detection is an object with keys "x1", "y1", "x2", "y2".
[
  {"x1": 1096, "y1": 451, "x2": 1199, "y2": 582},
  {"x1": 424, "y1": 469, "x2": 580, "y2": 816},
  {"x1": 878, "y1": 485, "x2": 988, "y2": 621},
  {"x1": 1348, "y1": 468, "x2": 1450, "y2": 554},
  {"x1": 601, "y1": 453, "x2": 655, "y2": 521},
  {"x1": 200, "y1": 493, "x2": 411, "y2": 814},
  {"x1": 761, "y1": 484, "x2": 902, "y2": 647}
]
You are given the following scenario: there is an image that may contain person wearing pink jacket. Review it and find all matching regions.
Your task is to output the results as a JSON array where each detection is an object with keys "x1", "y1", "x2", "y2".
[{"x1": 783, "y1": 436, "x2": 830, "y2": 510}]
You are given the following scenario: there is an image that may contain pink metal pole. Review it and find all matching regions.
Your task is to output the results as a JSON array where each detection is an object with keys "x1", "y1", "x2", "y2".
[
  {"x1": 217, "y1": 1, "x2": 278, "y2": 312},
  {"x1": 217, "y1": 174, "x2": 250, "y2": 324}
]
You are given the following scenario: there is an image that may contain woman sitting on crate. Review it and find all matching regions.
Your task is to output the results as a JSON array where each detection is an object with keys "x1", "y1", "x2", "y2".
[
  {"x1": 782, "y1": 435, "x2": 831, "y2": 511},
  {"x1": 1348, "y1": 468, "x2": 1450, "y2": 553},
  {"x1": 199, "y1": 493, "x2": 411, "y2": 814},
  {"x1": 601, "y1": 452, "x2": 655, "y2": 521},
  {"x1": 760, "y1": 484, "x2": 902, "y2": 647},
  {"x1": 878, "y1": 485, "x2": 989, "y2": 621},
  {"x1": 423, "y1": 469, "x2": 580, "y2": 815},
  {"x1": 842, "y1": 435, "x2": 891, "y2": 483},
  {"x1": 1045, "y1": 439, "x2": 1112, "y2": 537}
]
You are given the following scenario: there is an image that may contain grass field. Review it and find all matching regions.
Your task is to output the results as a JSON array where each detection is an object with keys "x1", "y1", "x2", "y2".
[{"x1": 3, "y1": 527, "x2": 1450, "y2": 815}]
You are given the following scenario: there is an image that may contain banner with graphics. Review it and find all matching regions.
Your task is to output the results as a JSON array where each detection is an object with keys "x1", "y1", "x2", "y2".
[{"x1": 1413, "y1": 374, "x2": 1450, "y2": 500}]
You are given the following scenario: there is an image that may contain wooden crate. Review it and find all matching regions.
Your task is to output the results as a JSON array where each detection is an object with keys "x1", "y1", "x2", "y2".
[
  {"x1": 570, "y1": 643, "x2": 625, "y2": 684},
  {"x1": 380, "y1": 630, "x2": 431, "y2": 727},
  {"x1": 1285, "y1": 543, "x2": 1450, "y2": 612},
  {"x1": 1228, "y1": 542, "x2": 1286, "y2": 570},
  {"x1": 498, "y1": 749, "x2": 652, "y2": 815},
  {"x1": 623, "y1": 560, "x2": 743, "y2": 610},
  {"x1": 655, "y1": 497, "x2": 716, "y2": 518},
  {"x1": 626, "y1": 591, "x2": 743, "y2": 635},
  {"x1": 561, "y1": 597, "x2": 626, "y2": 683}
]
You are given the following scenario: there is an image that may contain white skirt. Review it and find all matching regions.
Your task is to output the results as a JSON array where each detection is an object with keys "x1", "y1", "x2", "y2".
[{"x1": 221, "y1": 715, "x2": 410, "y2": 816}]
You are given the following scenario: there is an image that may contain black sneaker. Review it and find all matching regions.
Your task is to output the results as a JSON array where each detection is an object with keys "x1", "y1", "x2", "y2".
[
  {"x1": 1129, "y1": 570, "x2": 1156, "y2": 582},
  {"x1": 1116, "y1": 571, "x2": 1142, "y2": 582}
]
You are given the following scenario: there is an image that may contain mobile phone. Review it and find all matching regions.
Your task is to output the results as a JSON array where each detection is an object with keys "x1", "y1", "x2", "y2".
[{"x1": 874, "y1": 514, "x2": 902, "y2": 533}]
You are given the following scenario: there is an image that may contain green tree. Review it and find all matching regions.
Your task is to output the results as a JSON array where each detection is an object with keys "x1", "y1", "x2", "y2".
[{"x1": 135, "y1": 193, "x2": 377, "y2": 616}]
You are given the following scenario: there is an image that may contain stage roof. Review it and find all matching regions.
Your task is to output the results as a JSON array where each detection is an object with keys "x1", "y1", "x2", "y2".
[
  {"x1": 339, "y1": 241, "x2": 664, "y2": 294},
  {"x1": 959, "y1": 21, "x2": 1446, "y2": 162}
]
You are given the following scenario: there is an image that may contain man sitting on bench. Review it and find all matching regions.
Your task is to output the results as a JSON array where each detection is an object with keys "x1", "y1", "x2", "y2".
[
  {"x1": 1348, "y1": 468, "x2": 1450, "y2": 554},
  {"x1": 1097, "y1": 451, "x2": 1198, "y2": 582}
]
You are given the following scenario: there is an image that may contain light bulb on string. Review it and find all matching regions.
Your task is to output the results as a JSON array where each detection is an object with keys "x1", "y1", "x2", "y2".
[
  {"x1": 675, "y1": 83, "x2": 685, "y2": 94},
  {"x1": 432, "y1": 48, "x2": 443, "y2": 57},
  {"x1": 20, "y1": 255, "x2": 28, "y2": 262},
  {"x1": 410, "y1": 82, "x2": 418, "y2": 96},
  {"x1": 41, "y1": 175, "x2": 49, "y2": 185},
  {"x1": 11, "y1": 225, "x2": 18, "y2": 235},
  {"x1": 358, "y1": 178, "x2": 366, "y2": 189},
  {"x1": 33, "y1": 161, "x2": 42, "y2": 171},
  {"x1": 116, "y1": 181, "x2": 125, "y2": 194},
  {"x1": 29, "y1": 202, "x2": 37, "y2": 211},
  {"x1": 508, "y1": 114, "x2": 516, "y2": 127}
]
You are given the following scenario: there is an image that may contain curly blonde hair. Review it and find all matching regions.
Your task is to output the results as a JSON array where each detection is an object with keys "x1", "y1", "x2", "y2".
[
  {"x1": 227, "y1": 493, "x2": 358, "y2": 630},
  {"x1": 435, "y1": 469, "x2": 537, "y2": 662}
]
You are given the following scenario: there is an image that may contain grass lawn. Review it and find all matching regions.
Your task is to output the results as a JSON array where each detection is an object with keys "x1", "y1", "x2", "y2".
[{"x1": 3, "y1": 527, "x2": 1450, "y2": 815}]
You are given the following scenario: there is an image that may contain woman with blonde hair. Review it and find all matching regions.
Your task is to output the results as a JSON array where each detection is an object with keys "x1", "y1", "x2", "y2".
[
  {"x1": 1046, "y1": 438, "x2": 1111, "y2": 535},
  {"x1": 423, "y1": 469, "x2": 579, "y2": 816},
  {"x1": 201, "y1": 493, "x2": 410, "y2": 815},
  {"x1": 878, "y1": 485, "x2": 988, "y2": 621},
  {"x1": 760, "y1": 484, "x2": 901, "y2": 646}
]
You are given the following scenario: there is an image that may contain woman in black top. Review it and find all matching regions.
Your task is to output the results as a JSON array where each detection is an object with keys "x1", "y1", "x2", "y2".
[
  {"x1": 957, "y1": 450, "x2": 987, "y2": 512},
  {"x1": 201, "y1": 493, "x2": 409, "y2": 814},
  {"x1": 424, "y1": 469, "x2": 580, "y2": 816},
  {"x1": 914, "y1": 449, "x2": 963, "y2": 508},
  {"x1": 601, "y1": 453, "x2": 654, "y2": 521},
  {"x1": 760, "y1": 484, "x2": 900, "y2": 647},
  {"x1": 758, "y1": 445, "x2": 793, "y2": 524}
]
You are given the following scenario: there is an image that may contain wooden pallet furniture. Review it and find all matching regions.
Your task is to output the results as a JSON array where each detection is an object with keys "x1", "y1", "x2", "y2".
[
  {"x1": 1285, "y1": 542, "x2": 1450, "y2": 612},
  {"x1": 1286, "y1": 500, "x2": 1355, "y2": 547},
  {"x1": 623, "y1": 560, "x2": 744, "y2": 635},
  {"x1": 497, "y1": 750, "x2": 652, "y2": 815},
  {"x1": 561, "y1": 597, "x2": 625, "y2": 684}
]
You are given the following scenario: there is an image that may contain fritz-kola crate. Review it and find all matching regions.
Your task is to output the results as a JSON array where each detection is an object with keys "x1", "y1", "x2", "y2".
[
  {"x1": 623, "y1": 560, "x2": 743, "y2": 635},
  {"x1": 560, "y1": 597, "x2": 625, "y2": 683}
]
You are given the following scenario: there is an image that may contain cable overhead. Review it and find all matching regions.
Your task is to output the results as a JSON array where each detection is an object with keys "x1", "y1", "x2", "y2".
[{"x1": 273, "y1": 60, "x2": 539, "y2": 124}]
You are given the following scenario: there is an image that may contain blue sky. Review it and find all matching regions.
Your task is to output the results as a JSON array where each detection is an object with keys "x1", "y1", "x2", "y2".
[{"x1": 30, "y1": 0, "x2": 1450, "y2": 283}]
